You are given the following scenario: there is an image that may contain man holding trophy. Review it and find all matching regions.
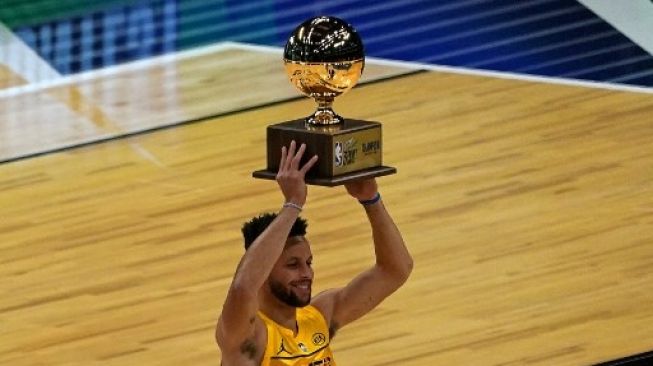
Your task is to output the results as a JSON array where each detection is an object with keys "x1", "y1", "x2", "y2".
[{"x1": 216, "y1": 17, "x2": 413, "y2": 366}]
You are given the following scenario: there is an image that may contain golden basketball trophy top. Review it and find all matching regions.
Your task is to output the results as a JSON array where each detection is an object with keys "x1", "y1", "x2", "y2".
[
  {"x1": 252, "y1": 16, "x2": 396, "y2": 186},
  {"x1": 283, "y1": 16, "x2": 364, "y2": 126}
]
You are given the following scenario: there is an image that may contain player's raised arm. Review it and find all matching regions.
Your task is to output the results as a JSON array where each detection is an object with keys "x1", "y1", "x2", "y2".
[
  {"x1": 313, "y1": 178, "x2": 413, "y2": 336},
  {"x1": 216, "y1": 141, "x2": 317, "y2": 351}
]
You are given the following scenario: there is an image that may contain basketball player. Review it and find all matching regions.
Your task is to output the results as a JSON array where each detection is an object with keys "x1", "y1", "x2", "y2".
[{"x1": 216, "y1": 141, "x2": 413, "y2": 365}]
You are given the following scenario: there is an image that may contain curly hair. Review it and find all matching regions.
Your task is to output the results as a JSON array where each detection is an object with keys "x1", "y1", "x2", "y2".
[{"x1": 241, "y1": 212, "x2": 308, "y2": 250}]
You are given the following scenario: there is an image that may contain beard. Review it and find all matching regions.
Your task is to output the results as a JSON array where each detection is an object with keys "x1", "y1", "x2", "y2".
[{"x1": 269, "y1": 279, "x2": 311, "y2": 307}]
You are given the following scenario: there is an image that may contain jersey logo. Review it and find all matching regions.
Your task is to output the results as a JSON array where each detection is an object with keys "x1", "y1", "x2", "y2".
[
  {"x1": 309, "y1": 357, "x2": 333, "y2": 366},
  {"x1": 298, "y1": 342, "x2": 308, "y2": 352},
  {"x1": 312, "y1": 332, "x2": 326, "y2": 346},
  {"x1": 276, "y1": 340, "x2": 291, "y2": 356}
]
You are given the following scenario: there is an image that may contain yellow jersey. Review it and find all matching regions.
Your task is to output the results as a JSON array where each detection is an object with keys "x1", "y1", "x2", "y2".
[{"x1": 258, "y1": 305, "x2": 336, "y2": 366}]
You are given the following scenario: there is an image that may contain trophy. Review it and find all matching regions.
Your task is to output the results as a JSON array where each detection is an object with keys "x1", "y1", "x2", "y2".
[{"x1": 252, "y1": 16, "x2": 396, "y2": 186}]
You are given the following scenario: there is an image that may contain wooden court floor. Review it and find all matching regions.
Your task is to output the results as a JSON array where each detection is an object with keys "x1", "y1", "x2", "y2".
[
  {"x1": 1, "y1": 56, "x2": 653, "y2": 365},
  {"x1": 0, "y1": 45, "x2": 410, "y2": 162}
]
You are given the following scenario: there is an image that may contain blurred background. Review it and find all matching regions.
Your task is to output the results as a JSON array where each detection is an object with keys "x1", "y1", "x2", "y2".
[{"x1": 2, "y1": 0, "x2": 653, "y2": 85}]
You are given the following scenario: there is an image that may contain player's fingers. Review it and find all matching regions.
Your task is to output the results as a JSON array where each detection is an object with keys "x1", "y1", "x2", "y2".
[
  {"x1": 285, "y1": 140, "x2": 297, "y2": 170},
  {"x1": 300, "y1": 155, "x2": 318, "y2": 175},
  {"x1": 291, "y1": 143, "x2": 306, "y2": 169},
  {"x1": 279, "y1": 145, "x2": 287, "y2": 172}
]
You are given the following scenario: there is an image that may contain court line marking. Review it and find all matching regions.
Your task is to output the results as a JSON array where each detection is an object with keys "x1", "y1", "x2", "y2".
[
  {"x1": 0, "y1": 21, "x2": 165, "y2": 167},
  {"x1": 0, "y1": 70, "x2": 422, "y2": 165},
  {"x1": 0, "y1": 21, "x2": 61, "y2": 85},
  {"x1": 0, "y1": 39, "x2": 415, "y2": 165},
  {"x1": 230, "y1": 42, "x2": 653, "y2": 95},
  {"x1": 1, "y1": 38, "x2": 651, "y2": 164},
  {"x1": 0, "y1": 42, "x2": 236, "y2": 99},
  {"x1": 2, "y1": 40, "x2": 652, "y2": 99}
]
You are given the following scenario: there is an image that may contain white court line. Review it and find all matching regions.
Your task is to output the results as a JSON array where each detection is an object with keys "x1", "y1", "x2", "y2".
[
  {"x1": 0, "y1": 21, "x2": 61, "y2": 83},
  {"x1": 230, "y1": 42, "x2": 653, "y2": 95},
  {"x1": 0, "y1": 41, "x2": 237, "y2": 99},
  {"x1": 367, "y1": 56, "x2": 653, "y2": 95},
  {"x1": 128, "y1": 141, "x2": 166, "y2": 168},
  {"x1": 0, "y1": 20, "x2": 170, "y2": 167},
  {"x1": 1, "y1": 40, "x2": 652, "y2": 100}
]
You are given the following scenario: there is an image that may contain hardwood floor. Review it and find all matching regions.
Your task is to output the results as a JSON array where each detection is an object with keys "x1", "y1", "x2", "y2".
[
  {"x1": 1, "y1": 58, "x2": 652, "y2": 365},
  {"x1": 0, "y1": 45, "x2": 411, "y2": 162},
  {"x1": 0, "y1": 64, "x2": 26, "y2": 89}
]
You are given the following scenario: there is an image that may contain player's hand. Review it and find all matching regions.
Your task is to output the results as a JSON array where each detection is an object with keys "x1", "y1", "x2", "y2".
[
  {"x1": 344, "y1": 178, "x2": 378, "y2": 201},
  {"x1": 276, "y1": 141, "x2": 318, "y2": 206}
]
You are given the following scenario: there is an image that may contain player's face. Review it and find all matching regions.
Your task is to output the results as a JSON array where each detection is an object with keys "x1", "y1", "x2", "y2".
[{"x1": 268, "y1": 236, "x2": 314, "y2": 307}]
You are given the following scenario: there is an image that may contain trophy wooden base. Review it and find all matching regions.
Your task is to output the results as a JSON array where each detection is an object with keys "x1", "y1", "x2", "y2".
[
  {"x1": 253, "y1": 165, "x2": 396, "y2": 187},
  {"x1": 253, "y1": 118, "x2": 396, "y2": 186}
]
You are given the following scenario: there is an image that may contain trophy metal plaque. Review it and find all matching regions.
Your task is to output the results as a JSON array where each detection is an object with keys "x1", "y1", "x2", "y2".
[{"x1": 253, "y1": 16, "x2": 396, "y2": 186}]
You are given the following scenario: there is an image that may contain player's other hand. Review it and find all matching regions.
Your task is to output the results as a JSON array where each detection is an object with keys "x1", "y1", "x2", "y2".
[{"x1": 345, "y1": 178, "x2": 378, "y2": 201}]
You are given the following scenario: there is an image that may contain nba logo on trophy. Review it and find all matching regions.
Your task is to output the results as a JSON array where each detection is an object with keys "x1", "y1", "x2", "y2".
[{"x1": 334, "y1": 142, "x2": 343, "y2": 167}]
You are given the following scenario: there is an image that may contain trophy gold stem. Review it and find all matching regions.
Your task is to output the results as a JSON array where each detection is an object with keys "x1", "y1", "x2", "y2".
[{"x1": 307, "y1": 97, "x2": 343, "y2": 125}]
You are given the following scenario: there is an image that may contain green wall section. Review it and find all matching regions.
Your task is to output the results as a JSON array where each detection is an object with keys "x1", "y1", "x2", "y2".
[
  {"x1": 0, "y1": 0, "x2": 134, "y2": 28},
  {"x1": 0, "y1": 0, "x2": 279, "y2": 48}
]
